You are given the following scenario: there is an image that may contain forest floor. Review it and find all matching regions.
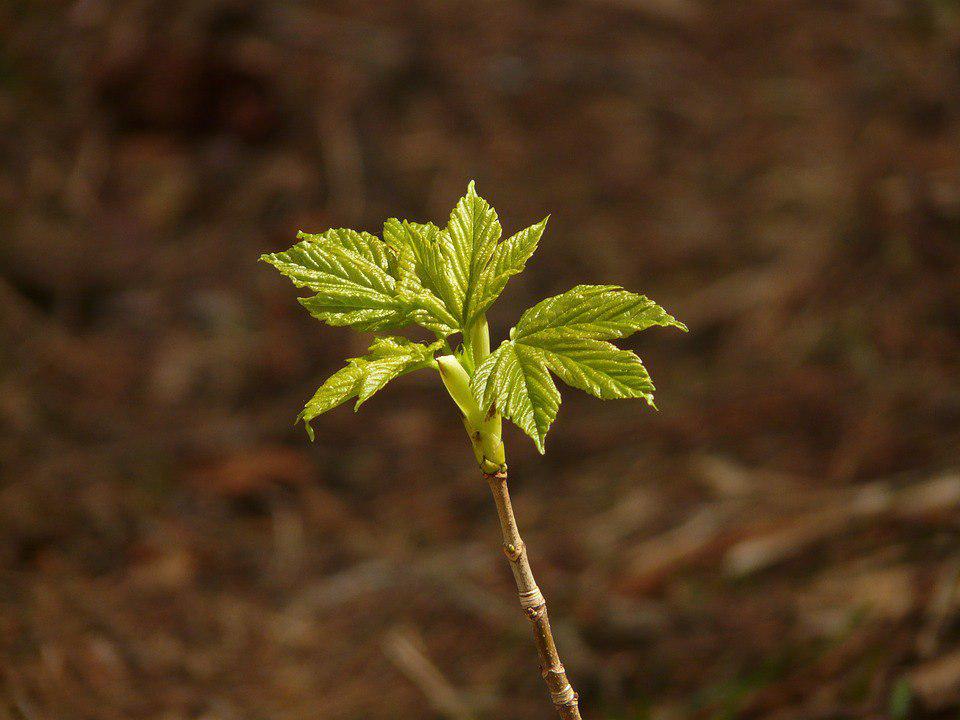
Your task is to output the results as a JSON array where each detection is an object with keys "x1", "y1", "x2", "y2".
[{"x1": 1, "y1": 1, "x2": 959, "y2": 718}]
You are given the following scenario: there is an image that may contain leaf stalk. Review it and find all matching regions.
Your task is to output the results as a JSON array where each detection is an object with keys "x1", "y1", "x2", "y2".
[{"x1": 437, "y1": 352, "x2": 505, "y2": 473}]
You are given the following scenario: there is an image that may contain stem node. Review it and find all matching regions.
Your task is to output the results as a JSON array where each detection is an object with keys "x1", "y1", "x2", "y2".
[{"x1": 502, "y1": 541, "x2": 523, "y2": 562}]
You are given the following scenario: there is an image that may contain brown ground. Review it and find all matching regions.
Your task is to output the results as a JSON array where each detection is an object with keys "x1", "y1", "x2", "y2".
[{"x1": 2, "y1": 1, "x2": 959, "y2": 719}]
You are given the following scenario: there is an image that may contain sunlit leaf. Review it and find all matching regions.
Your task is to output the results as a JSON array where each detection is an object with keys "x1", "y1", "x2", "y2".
[
  {"x1": 466, "y1": 216, "x2": 548, "y2": 326},
  {"x1": 261, "y1": 230, "x2": 409, "y2": 332},
  {"x1": 472, "y1": 285, "x2": 684, "y2": 452},
  {"x1": 298, "y1": 337, "x2": 442, "y2": 439}
]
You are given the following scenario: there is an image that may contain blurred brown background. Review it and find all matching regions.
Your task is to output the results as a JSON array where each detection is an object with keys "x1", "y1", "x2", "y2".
[{"x1": 1, "y1": 1, "x2": 959, "y2": 718}]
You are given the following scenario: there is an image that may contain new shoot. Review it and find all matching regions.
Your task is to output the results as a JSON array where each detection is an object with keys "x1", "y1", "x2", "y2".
[{"x1": 261, "y1": 182, "x2": 686, "y2": 719}]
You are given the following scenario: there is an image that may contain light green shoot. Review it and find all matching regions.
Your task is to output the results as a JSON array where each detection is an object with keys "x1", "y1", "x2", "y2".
[
  {"x1": 260, "y1": 181, "x2": 686, "y2": 720},
  {"x1": 261, "y1": 181, "x2": 685, "y2": 471}
]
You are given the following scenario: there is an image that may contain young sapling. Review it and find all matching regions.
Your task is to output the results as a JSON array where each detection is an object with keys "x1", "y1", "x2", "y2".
[{"x1": 261, "y1": 182, "x2": 686, "y2": 719}]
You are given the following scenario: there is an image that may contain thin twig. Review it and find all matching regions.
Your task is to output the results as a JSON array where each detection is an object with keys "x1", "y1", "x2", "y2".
[
  {"x1": 383, "y1": 626, "x2": 476, "y2": 720},
  {"x1": 484, "y1": 471, "x2": 582, "y2": 720}
]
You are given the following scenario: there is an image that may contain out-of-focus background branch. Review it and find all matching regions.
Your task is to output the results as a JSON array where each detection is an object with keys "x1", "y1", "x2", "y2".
[{"x1": 1, "y1": 1, "x2": 958, "y2": 718}]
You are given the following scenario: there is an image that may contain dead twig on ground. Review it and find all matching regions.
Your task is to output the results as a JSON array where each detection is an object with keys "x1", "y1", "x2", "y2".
[{"x1": 383, "y1": 626, "x2": 477, "y2": 720}]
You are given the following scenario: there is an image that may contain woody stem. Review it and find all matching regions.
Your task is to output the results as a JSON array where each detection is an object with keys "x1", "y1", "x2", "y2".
[{"x1": 484, "y1": 470, "x2": 583, "y2": 720}]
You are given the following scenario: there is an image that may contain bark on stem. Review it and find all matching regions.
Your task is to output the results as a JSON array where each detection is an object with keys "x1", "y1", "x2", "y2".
[{"x1": 484, "y1": 471, "x2": 583, "y2": 720}]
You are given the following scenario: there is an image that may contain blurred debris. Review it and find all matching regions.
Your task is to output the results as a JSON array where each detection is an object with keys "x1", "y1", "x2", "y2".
[
  {"x1": 1, "y1": 0, "x2": 959, "y2": 717},
  {"x1": 726, "y1": 475, "x2": 960, "y2": 577},
  {"x1": 908, "y1": 649, "x2": 960, "y2": 711},
  {"x1": 917, "y1": 557, "x2": 960, "y2": 658},
  {"x1": 187, "y1": 446, "x2": 314, "y2": 497},
  {"x1": 725, "y1": 483, "x2": 894, "y2": 577},
  {"x1": 383, "y1": 626, "x2": 477, "y2": 720},
  {"x1": 895, "y1": 473, "x2": 960, "y2": 519},
  {"x1": 795, "y1": 563, "x2": 915, "y2": 638},
  {"x1": 623, "y1": 505, "x2": 729, "y2": 591},
  {"x1": 692, "y1": 454, "x2": 756, "y2": 497},
  {"x1": 577, "y1": 0, "x2": 702, "y2": 25}
]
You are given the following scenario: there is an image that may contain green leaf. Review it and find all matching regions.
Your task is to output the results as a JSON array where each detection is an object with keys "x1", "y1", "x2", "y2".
[
  {"x1": 446, "y1": 181, "x2": 502, "y2": 325},
  {"x1": 514, "y1": 284, "x2": 687, "y2": 341},
  {"x1": 383, "y1": 219, "x2": 461, "y2": 336},
  {"x1": 298, "y1": 337, "x2": 442, "y2": 439},
  {"x1": 466, "y1": 216, "x2": 548, "y2": 327},
  {"x1": 378, "y1": 183, "x2": 546, "y2": 335},
  {"x1": 261, "y1": 191, "x2": 688, "y2": 460},
  {"x1": 472, "y1": 341, "x2": 559, "y2": 453},
  {"x1": 472, "y1": 285, "x2": 684, "y2": 452},
  {"x1": 530, "y1": 336, "x2": 656, "y2": 404},
  {"x1": 261, "y1": 229, "x2": 409, "y2": 332},
  {"x1": 303, "y1": 228, "x2": 396, "y2": 275}
]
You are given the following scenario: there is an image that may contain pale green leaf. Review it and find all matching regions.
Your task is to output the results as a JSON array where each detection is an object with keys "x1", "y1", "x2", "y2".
[
  {"x1": 355, "y1": 336, "x2": 440, "y2": 407},
  {"x1": 446, "y1": 181, "x2": 502, "y2": 325},
  {"x1": 298, "y1": 229, "x2": 395, "y2": 275},
  {"x1": 262, "y1": 191, "x2": 688, "y2": 458},
  {"x1": 377, "y1": 185, "x2": 546, "y2": 334},
  {"x1": 473, "y1": 285, "x2": 683, "y2": 451},
  {"x1": 384, "y1": 218, "x2": 460, "y2": 335},
  {"x1": 261, "y1": 230, "x2": 409, "y2": 331},
  {"x1": 527, "y1": 335, "x2": 655, "y2": 405},
  {"x1": 297, "y1": 298, "x2": 408, "y2": 333},
  {"x1": 394, "y1": 247, "x2": 458, "y2": 335},
  {"x1": 471, "y1": 341, "x2": 560, "y2": 454},
  {"x1": 466, "y1": 216, "x2": 548, "y2": 326},
  {"x1": 299, "y1": 337, "x2": 441, "y2": 439},
  {"x1": 298, "y1": 362, "x2": 366, "y2": 441},
  {"x1": 514, "y1": 284, "x2": 687, "y2": 341}
]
